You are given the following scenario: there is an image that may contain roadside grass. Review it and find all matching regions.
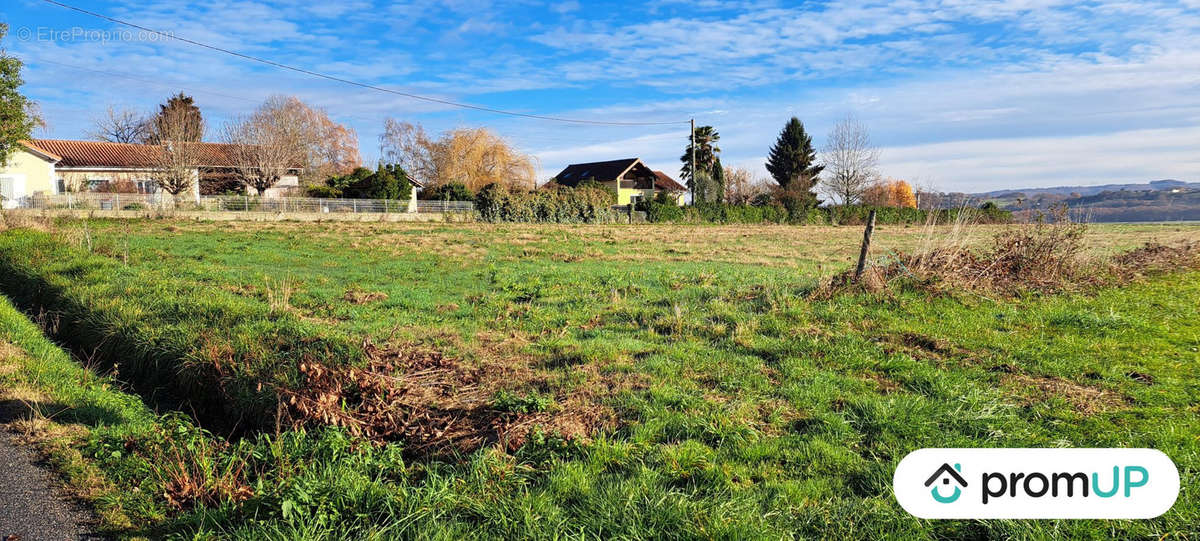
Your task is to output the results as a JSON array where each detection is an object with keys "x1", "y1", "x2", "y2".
[{"x1": 0, "y1": 219, "x2": 1196, "y2": 538}]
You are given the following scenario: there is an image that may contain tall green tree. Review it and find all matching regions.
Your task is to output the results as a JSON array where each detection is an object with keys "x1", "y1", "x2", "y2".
[
  {"x1": 0, "y1": 24, "x2": 38, "y2": 167},
  {"x1": 145, "y1": 92, "x2": 204, "y2": 143},
  {"x1": 765, "y1": 117, "x2": 823, "y2": 196},
  {"x1": 693, "y1": 157, "x2": 729, "y2": 204},
  {"x1": 680, "y1": 125, "x2": 721, "y2": 190}
]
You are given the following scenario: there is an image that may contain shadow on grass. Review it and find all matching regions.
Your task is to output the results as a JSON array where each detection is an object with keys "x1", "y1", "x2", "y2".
[{"x1": 0, "y1": 398, "x2": 127, "y2": 428}]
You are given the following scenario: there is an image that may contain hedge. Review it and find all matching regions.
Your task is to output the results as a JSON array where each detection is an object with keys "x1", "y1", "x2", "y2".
[
  {"x1": 637, "y1": 202, "x2": 1011, "y2": 225},
  {"x1": 476, "y1": 184, "x2": 620, "y2": 223}
]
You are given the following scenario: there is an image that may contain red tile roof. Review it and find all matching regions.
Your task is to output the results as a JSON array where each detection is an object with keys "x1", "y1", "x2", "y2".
[
  {"x1": 18, "y1": 140, "x2": 62, "y2": 162},
  {"x1": 653, "y1": 171, "x2": 686, "y2": 192},
  {"x1": 24, "y1": 139, "x2": 252, "y2": 169}
]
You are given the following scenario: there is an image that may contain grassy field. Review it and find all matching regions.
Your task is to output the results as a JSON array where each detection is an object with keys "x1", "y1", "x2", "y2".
[{"x1": 0, "y1": 219, "x2": 1197, "y2": 539}]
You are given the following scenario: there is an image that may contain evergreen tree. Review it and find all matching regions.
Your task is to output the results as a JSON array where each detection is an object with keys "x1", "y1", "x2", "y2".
[
  {"x1": 765, "y1": 117, "x2": 823, "y2": 196},
  {"x1": 0, "y1": 24, "x2": 37, "y2": 167},
  {"x1": 145, "y1": 92, "x2": 204, "y2": 143}
]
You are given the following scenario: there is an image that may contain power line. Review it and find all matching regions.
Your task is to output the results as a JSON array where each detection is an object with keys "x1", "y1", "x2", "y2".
[
  {"x1": 37, "y1": 0, "x2": 694, "y2": 127},
  {"x1": 31, "y1": 58, "x2": 260, "y2": 104}
]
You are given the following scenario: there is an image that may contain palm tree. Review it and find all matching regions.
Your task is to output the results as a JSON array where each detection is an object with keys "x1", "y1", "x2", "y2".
[{"x1": 679, "y1": 125, "x2": 721, "y2": 189}]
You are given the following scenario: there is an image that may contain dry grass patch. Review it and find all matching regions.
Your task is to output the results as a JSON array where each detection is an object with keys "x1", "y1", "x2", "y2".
[
  {"x1": 825, "y1": 217, "x2": 1200, "y2": 298},
  {"x1": 861, "y1": 372, "x2": 902, "y2": 394},
  {"x1": 344, "y1": 288, "x2": 389, "y2": 304},
  {"x1": 281, "y1": 340, "x2": 642, "y2": 457},
  {"x1": 1003, "y1": 373, "x2": 1127, "y2": 415}
]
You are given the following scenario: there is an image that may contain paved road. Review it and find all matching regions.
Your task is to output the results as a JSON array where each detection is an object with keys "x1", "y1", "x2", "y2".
[{"x1": 0, "y1": 429, "x2": 103, "y2": 541}]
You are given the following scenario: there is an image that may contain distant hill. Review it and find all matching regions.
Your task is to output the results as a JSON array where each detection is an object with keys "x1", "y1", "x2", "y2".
[
  {"x1": 968, "y1": 180, "x2": 1200, "y2": 223},
  {"x1": 976, "y1": 179, "x2": 1198, "y2": 199}
]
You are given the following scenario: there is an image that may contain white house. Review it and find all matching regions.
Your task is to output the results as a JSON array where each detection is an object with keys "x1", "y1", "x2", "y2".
[{"x1": 0, "y1": 139, "x2": 301, "y2": 208}]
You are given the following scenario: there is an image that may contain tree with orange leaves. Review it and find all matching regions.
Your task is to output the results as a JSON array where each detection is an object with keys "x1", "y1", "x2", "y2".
[
  {"x1": 889, "y1": 179, "x2": 917, "y2": 208},
  {"x1": 862, "y1": 178, "x2": 917, "y2": 208}
]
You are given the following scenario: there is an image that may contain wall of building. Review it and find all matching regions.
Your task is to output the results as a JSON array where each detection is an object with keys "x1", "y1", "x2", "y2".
[
  {"x1": 0, "y1": 149, "x2": 57, "y2": 207},
  {"x1": 617, "y1": 187, "x2": 656, "y2": 205},
  {"x1": 251, "y1": 175, "x2": 301, "y2": 198},
  {"x1": 59, "y1": 169, "x2": 201, "y2": 201}
]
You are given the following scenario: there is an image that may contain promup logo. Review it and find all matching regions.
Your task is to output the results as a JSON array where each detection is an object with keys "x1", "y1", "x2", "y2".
[
  {"x1": 925, "y1": 463, "x2": 967, "y2": 503},
  {"x1": 894, "y1": 449, "x2": 1179, "y2": 519}
]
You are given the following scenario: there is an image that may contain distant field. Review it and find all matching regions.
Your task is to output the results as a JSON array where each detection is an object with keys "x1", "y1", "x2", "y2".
[{"x1": 0, "y1": 219, "x2": 1197, "y2": 538}]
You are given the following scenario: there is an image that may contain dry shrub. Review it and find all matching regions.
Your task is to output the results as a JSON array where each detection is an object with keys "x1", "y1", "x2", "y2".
[
  {"x1": 280, "y1": 342, "x2": 635, "y2": 457},
  {"x1": 153, "y1": 435, "x2": 254, "y2": 511},
  {"x1": 903, "y1": 219, "x2": 1088, "y2": 292},
  {"x1": 0, "y1": 209, "x2": 55, "y2": 232},
  {"x1": 1111, "y1": 241, "x2": 1200, "y2": 277},
  {"x1": 824, "y1": 209, "x2": 1199, "y2": 297}
]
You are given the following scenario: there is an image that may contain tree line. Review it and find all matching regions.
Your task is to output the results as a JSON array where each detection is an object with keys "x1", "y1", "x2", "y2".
[{"x1": 681, "y1": 115, "x2": 917, "y2": 211}]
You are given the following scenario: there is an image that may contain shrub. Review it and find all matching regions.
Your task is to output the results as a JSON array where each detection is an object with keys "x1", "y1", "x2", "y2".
[
  {"x1": 421, "y1": 182, "x2": 474, "y2": 202},
  {"x1": 638, "y1": 202, "x2": 1011, "y2": 226},
  {"x1": 316, "y1": 165, "x2": 413, "y2": 201},
  {"x1": 305, "y1": 185, "x2": 341, "y2": 198},
  {"x1": 476, "y1": 184, "x2": 618, "y2": 223},
  {"x1": 639, "y1": 200, "x2": 684, "y2": 223},
  {"x1": 574, "y1": 180, "x2": 617, "y2": 204}
]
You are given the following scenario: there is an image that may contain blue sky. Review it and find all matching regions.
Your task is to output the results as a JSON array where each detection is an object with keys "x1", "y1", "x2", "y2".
[{"x1": 3, "y1": 0, "x2": 1199, "y2": 191}]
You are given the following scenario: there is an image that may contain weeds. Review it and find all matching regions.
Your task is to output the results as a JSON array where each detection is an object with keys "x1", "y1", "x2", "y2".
[{"x1": 825, "y1": 210, "x2": 1198, "y2": 297}]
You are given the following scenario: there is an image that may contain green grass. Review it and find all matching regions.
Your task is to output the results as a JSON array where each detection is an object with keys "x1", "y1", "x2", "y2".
[{"x1": 0, "y1": 219, "x2": 1197, "y2": 539}]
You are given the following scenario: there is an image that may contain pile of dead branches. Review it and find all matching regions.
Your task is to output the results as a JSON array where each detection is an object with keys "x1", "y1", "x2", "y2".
[{"x1": 279, "y1": 341, "x2": 626, "y2": 457}]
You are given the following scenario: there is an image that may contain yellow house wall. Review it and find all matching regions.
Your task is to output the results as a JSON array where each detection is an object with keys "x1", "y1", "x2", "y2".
[
  {"x1": 616, "y1": 187, "x2": 655, "y2": 205},
  {"x1": 0, "y1": 148, "x2": 57, "y2": 194}
]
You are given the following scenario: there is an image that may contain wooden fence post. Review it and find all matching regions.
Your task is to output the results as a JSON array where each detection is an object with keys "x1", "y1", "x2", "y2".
[{"x1": 854, "y1": 209, "x2": 877, "y2": 282}]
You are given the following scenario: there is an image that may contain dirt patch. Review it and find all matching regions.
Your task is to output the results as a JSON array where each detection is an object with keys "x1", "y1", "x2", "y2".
[
  {"x1": 877, "y1": 332, "x2": 954, "y2": 359},
  {"x1": 280, "y1": 341, "x2": 641, "y2": 457},
  {"x1": 861, "y1": 372, "x2": 902, "y2": 394},
  {"x1": 343, "y1": 289, "x2": 389, "y2": 304},
  {"x1": 1003, "y1": 373, "x2": 1126, "y2": 415}
]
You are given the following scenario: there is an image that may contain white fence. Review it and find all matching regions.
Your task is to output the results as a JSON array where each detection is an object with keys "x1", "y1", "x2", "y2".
[{"x1": 16, "y1": 193, "x2": 474, "y2": 214}]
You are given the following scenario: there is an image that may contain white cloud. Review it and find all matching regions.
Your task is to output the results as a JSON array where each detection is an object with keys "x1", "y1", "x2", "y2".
[
  {"x1": 9, "y1": 0, "x2": 1199, "y2": 191},
  {"x1": 881, "y1": 126, "x2": 1200, "y2": 190}
]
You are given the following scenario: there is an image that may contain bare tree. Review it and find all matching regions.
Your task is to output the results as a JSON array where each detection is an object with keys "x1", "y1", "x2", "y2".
[
  {"x1": 223, "y1": 96, "x2": 309, "y2": 194},
  {"x1": 150, "y1": 112, "x2": 205, "y2": 203},
  {"x1": 379, "y1": 119, "x2": 536, "y2": 191},
  {"x1": 306, "y1": 110, "x2": 360, "y2": 182},
  {"x1": 820, "y1": 115, "x2": 880, "y2": 205},
  {"x1": 380, "y1": 119, "x2": 434, "y2": 183},
  {"x1": 912, "y1": 176, "x2": 941, "y2": 210},
  {"x1": 723, "y1": 166, "x2": 767, "y2": 204},
  {"x1": 89, "y1": 106, "x2": 148, "y2": 143}
]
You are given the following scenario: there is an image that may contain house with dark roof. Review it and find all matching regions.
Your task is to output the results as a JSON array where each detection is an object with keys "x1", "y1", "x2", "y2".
[
  {"x1": 0, "y1": 139, "x2": 302, "y2": 208},
  {"x1": 551, "y1": 158, "x2": 685, "y2": 206}
]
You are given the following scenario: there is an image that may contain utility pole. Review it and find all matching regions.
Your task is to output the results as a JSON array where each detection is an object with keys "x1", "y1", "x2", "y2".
[{"x1": 690, "y1": 118, "x2": 695, "y2": 204}]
